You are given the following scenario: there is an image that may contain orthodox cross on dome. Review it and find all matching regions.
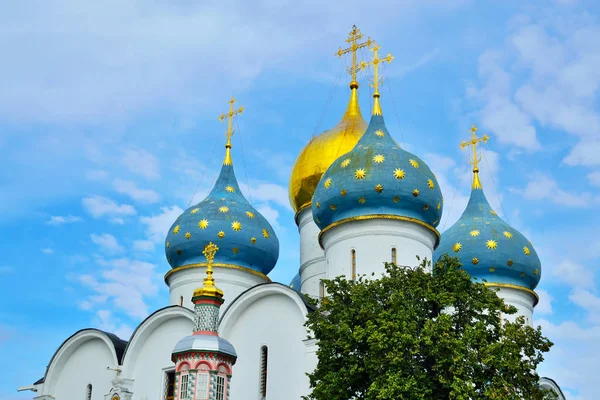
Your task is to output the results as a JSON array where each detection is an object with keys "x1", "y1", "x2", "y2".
[
  {"x1": 336, "y1": 25, "x2": 373, "y2": 89},
  {"x1": 358, "y1": 43, "x2": 394, "y2": 115},
  {"x1": 202, "y1": 241, "x2": 219, "y2": 288},
  {"x1": 218, "y1": 96, "x2": 244, "y2": 165},
  {"x1": 460, "y1": 124, "x2": 490, "y2": 189}
]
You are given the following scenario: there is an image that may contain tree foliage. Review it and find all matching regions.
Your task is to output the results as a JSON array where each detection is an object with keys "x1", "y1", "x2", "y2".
[{"x1": 303, "y1": 255, "x2": 555, "y2": 400}]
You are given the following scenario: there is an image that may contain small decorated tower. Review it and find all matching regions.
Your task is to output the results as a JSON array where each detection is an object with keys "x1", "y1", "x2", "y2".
[
  {"x1": 171, "y1": 242, "x2": 237, "y2": 400},
  {"x1": 435, "y1": 125, "x2": 542, "y2": 326}
]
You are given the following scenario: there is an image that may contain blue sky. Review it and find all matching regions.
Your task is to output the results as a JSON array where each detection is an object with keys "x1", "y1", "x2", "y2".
[{"x1": 1, "y1": 0, "x2": 599, "y2": 398}]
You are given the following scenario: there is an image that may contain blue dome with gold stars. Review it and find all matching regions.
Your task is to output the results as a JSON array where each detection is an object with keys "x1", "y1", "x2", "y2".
[
  {"x1": 312, "y1": 112, "x2": 443, "y2": 235},
  {"x1": 434, "y1": 172, "x2": 541, "y2": 291},
  {"x1": 165, "y1": 146, "x2": 279, "y2": 277}
]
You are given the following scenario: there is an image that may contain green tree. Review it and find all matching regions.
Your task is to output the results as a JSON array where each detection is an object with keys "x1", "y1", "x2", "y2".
[{"x1": 304, "y1": 255, "x2": 555, "y2": 400}]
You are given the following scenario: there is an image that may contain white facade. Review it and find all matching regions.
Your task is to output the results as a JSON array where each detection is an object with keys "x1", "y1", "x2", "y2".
[
  {"x1": 320, "y1": 218, "x2": 438, "y2": 282},
  {"x1": 494, "y1": 286, "x2": 536, "y2": 328},
  {"x1": 297, "y1": 207, "x2": 326, "y2": 299}
]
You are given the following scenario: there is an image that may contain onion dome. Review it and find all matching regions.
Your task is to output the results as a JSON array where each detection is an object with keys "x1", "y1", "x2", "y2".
[
  {"x1": 312, "y1": 44, "x2": 443, "y2": 238},
  {"x1": 288, "y1": 85, "x2": 367, "y2": 215},
  {"x1": 165, "y1": 99, "x2": 279, "y2": 276},
  {"x1": 434, "y1": 126, "x2": 541, "y2": 291}
]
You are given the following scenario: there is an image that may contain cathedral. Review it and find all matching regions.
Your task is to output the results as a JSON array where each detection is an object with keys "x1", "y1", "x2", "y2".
[{"x1": 18, "y1": 26, "x2": 565, "y2": 400}]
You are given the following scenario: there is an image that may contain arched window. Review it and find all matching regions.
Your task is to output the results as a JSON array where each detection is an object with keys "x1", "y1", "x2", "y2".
[
  {"x1": 179, "y1": 296, "x2": 183, "y2": 306},
  {"x1": 179, "y1": 373, "x2": 189, "y2": 399},
  {"x1": 196, "y1": 371, "x2": 209, "y2": 400},
  {"x1": 86, "y1": 384, "x2": 92, "y2": 400},
  {"x1": 391, "y1": 247, "x2": 397, "y2": 265},
  {"x1": 351, "y1": 249, "x2": 356, "y2": 281},
  {"x1": 259, "y1": 345, "x2": 268, "y2": 399}
]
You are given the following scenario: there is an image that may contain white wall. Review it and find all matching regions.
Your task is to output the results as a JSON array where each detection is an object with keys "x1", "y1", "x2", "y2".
[
  {"x1": 495, "y1": 286, "x2": 536, "y2": 327},
  {"x1": 297, "y1": 208, "x2": 326, "y2": 298},
  {"x1": 220, "y1": 284, "x2": 311, "y2": 400},
  {"x1": 321, "y1": 219, "x2": 437, "y2": 282},
  {"x1": 167, "y1": 266, "x2": 268, "y2": 312}
]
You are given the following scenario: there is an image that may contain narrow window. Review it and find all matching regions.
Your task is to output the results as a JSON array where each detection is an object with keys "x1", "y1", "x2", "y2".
[
  {"x1": 216, "y1": 375, "x2": 226, "y2": 400},
  {"x1": 196, "y1": 373, "x2": 209, "y2": 400},
  {"x1": 319, "y1": 280, "x2": 324, "y2": 299},
  {"x1": 351, "y1": 249, "x2": 356, "y2": 281},
  {"x1": 259, "y1": 345, "x2": 268, "y2": 399},
  {"x1": 164, "y1": 371, "x2": 175, "y2": 400},
  {"x1": 391, "y1": 247, "x2": 397, "y2": 264},
  {"x1": 179, "y1": 374, "x2": 189, "y2": 399},
  {"x1": 86, "y1": 384, "x2": 92, "y2": 400},
  {"x1": 179, "y1": 296, "x2": 183, "y2": 306}
]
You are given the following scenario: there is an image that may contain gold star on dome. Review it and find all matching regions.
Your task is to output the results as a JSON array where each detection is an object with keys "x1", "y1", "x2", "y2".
[
  {"x1": 341, "y1": 158, "x2": 351, "y2": 168},
  {"x1": 340, "y1": 189, "x2": 347, "y2": 196},
  {"x1": 534, "y1": 268, "x2": 539, "y2": 276},
  {"x1": 177, "y1": 249, "x2": 182, "y2": 255},
  {"x1": 250, "y1": 237, "x2": 257, "y2": 245},
  {"x1": 262, "y1": 228, "x2": 270, "y2": 238},
  {"x1": 520, "y1": 272, "x2": 526, "y2": 277},
  {"x1": 413, "y1": 189, "x2": 420, "y2": 197},
  {"x1": 358, "y1": 197, "x2": 366, "y2": 204},
  {"x1": 486, "y1": 240, "x2": 497, "y2": 250},
  {"x1": 503, "y1": 231, "x2": 512, "y2": 239},
  {"x1": 375, "y1": 130, "x2": 385, "y2": 137},
  {"x1": 523, "y1": 246, "x2": 531, "y2": 256},
  {"x1": 394, "y1": 169, "x2": 405, "y2": 180},
  {"x1": 393, "y1": 196, "x2": 400, "y2": 203},
  {"x1": 373, "y1": 154, "x2": 385, "y2": 163},
  {"x1": 409, "y1": 159, "x2": 419, "y2": 169},
  {"x1": 437, "y1": 203, "x2": 441, "y2": 210},
  {"x1": 225, "y1": 185, "x2": 235, "y2": 193},
  {"x1": 232, "y1": 248, "x2": 239, "y2": 254},
  {"x1": 185, "y1": 232, "x2": 191, "y2": 239},
  {"x1": 198, "y1": 219, "x2": 209, "y2": 229},
  {"x1": 427, "y1": 179, "x2": 435, "y2": 189},
  {"x1": 489, "y1": 267, "x2": 496, "y2": 272},
  {"x1": 166, "y1": 242, "x2": 170, "y2": 248},
  {"x1": 433, "y1": 219, "x2": 439, "y2": 225},
  {"x1": 246, "y1": 211, "x2": 255, "y2": 218},
  {"x1": 173, "y1": 225, "x2": 180, "y2": 234},
  {"x1": 231, "y1": 221, "x2": 242, "y2": 231},
  {"x1": 330, "y1": 204, "x2": 337, "y2": 210},
  {"x1": 490, "y1": 210, "x2": 497, "y2": 216},
  {"x1": 422, "y1": 204, "x2": 430, "y2": 211},
  {"x1": 452, "y1": 243, "x2": 462, "y2": 252},
  {"x1": 219, "y1": 206, "x2": 229, "y2": 213},
  {"x1": 221, "y1": 197, "x2": 226, "y2": 201},
  {"x1": 507, "y1": 259, "x2": 514, "y2": 267},
  {"x1": 190, "y1": 208, "x2": 200, "y2": 214},
  {"x1": 218, "y1": 231, "x2": 225, "y2": 239},
  {"x1": 316, "y1": 202, "x2": 321, "y2": 208},
  {"x1": 375, "y1": 184, "x2": 383, "y2": 193},
  {"x1": 472, "y1": 257, "x2": 479, "y2": 265},
  {"x1": 324, "y1": 178, "x2": 332, "y2": 188},
  {"x1": 470, "y1": 229, "x2": 480, "y2": 237},
  {"x1": 355, "y1": 168, "x2": 366, "y2": 180}
]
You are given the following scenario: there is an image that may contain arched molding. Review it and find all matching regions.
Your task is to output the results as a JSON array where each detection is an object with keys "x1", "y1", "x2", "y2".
[
  {"x1": 177, "y1": 362, "x2": 191, "y2": 372},
  {"x1": 219, "y1": 283, "x2": 310, "y2": 337},
  {"x1": 121, "y1": 305, "x2": 194, "y2": 375},
  {"x1": 43, "y1": 329, "x2": 122, "y2": 394},
  {"x1": 195, "y1": 360, "x2": 212, "y2": 370},
  {"x1": 216, "y1": 363, "x2": 232, "y2": 375}
]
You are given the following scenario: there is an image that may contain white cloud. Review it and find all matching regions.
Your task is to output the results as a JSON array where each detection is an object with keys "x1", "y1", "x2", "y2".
[
  {"x1": 95, "y1": 309, "x2": 134, "y2": 340},
  {"x1": 46, "y1": 215, "x2": 83, "y2": 225},
  {"x1": 86, "y1": 169, "x2": 109, "y2": 181},
  {"x1": 121, "y1": 148, "x2": 160, "y2": 180},
  {"x1": 569, "y1": 290, "x2": 600, "y2": 322},
  {"x1": 41, "y1": 247, "x2": 54, "y2": 255},
  {"x1": 113, "y1": 178, "x2": 160, "y2": 204},
  {"x1": 0, "y1": 265, "x2": 13, "y2": 274},
  {"x1": 242, "y1": 182, "x2": 292, "y2": 211},
  {"x1": 536, "y1": 289, "x2": 553, "y2": 315},
  {"x1": 109, "y1": 217, "x2": 125, "y2": 225},
  {"x1": 553, "y1": 260, "x2": 594, "y2": 290},
  {"x1": 522, "y1": 173, "x2": 592, "y2": 207},
  {"x1": 564, "y1": 139, "x2": 600, "y2": 167},
  {"x1": 79, "y1": 258, "x2": 159, "y2": 319},
  {"x1": 587, "y1": 171, "x2": 600, "y2": 187},
  {"x1": 256, "y1": 204, "x2": 282, "y2": 233},
  {"x1": 90, "y1": 233, "x2": 124, "y2": 253},
  {"x1": 133, "y1": 239, "x2": 155, "y2": 252},
  {"x1": 82, "y1": 195, "x2": 136, "y2": 218},
  {"x1": 140, "y1": 205, "x2": 184, "y2": 243}
]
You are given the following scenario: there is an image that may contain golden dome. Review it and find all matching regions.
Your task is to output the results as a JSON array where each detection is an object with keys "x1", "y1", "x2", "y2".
[{"x1": 289, "y1": 86, "x2": 367, "y2": 215}]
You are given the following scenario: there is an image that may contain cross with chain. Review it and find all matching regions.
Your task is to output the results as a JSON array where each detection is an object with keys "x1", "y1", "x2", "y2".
[
  {"x1": 460, "y1": 124, "x2": 490, "y2": 189},
  {"x1": 218, "y1": 97, "x2": 244, "y2": 165},
  {"x1": 335, "y1": 25, "x2": 373, "y2": 88},
  {"x1": 358, "y1": 43, "x2": 394, "y2": 115}
]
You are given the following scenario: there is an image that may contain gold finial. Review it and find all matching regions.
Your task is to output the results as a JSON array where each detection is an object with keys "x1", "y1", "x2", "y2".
[
  {"x1": 336, "y1": 25, "x2": 373, "y2": 89},
  {"x1": 218, "y1": 97, "x2": 244, "y2": 166},
  {"x1": 460, "y1": 124, "x2": 490, "y2": 189},
  {"x1": 358, "y1": 43, "x2": 394, "y2": 116},
  {"x1": 193, "y1": 242, "x2": 224, "y2": 298}
]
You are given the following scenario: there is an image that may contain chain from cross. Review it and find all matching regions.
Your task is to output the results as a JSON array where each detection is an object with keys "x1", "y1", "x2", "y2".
[
  {"x1": 202, "y1": 242, "x2": 219, "y2": 287},
  {"x1": 218, "y1": 97, "x2": 244, "y2": 149},
  {"x1": 358, "y1": 43, "x2": 394, "y2": 97},
  {"x1": 335, "y1": 25, "x2": 373, "y2": 87},
  {"x1": 460, "y1": 124, "x2": 490, "y2": 173}
]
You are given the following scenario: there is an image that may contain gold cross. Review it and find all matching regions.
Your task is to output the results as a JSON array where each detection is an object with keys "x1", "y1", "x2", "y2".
[
  {"x1": 218, "y1": 97, "x2": 244, "y2": 165},
  {"x1": 202, "y1": 242, "x2": 219, "y2": 287},
  {"x1": 335, "y1": 25, "x2": 373, "y2": 88},
  {"x1": 460, "y1": 124, "x2": 490, "y2": 189},
  {"x1": 358, "y1": 43, "x2": 394, "y2": 115},
  {"x1": 106, "y1": 366, "x2": 122, "y2": 378}
]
